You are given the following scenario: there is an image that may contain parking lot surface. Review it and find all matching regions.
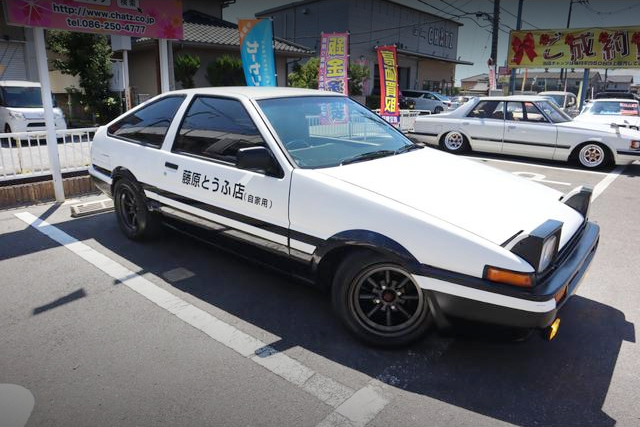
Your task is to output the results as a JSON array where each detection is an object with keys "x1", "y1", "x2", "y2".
[{"x1": 1, "y1": 153, "x2": 639, "y2": 427}]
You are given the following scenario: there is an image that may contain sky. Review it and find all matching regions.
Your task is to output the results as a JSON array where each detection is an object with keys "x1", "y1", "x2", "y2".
[{"x1": 223, "y1": 0, "x2": 640, "y2": 85}]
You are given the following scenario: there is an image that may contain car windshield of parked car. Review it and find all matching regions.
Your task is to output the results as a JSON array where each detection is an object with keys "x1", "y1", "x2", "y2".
[
  {"x1": 1, "y1": 86, "x2": 46, "y2": 108},
  {"x1": 582, "y1": 101, "x2": 639, "y2": 116},
  {"x1": 535, "y1": 100, "x2": 572, "y2": 123},
  {"x1": 543, "y1": 94, "x2": 565, "y2": 107},
  {"x1": 257, "y1": 96, "x2": 416, "y2": 168}
]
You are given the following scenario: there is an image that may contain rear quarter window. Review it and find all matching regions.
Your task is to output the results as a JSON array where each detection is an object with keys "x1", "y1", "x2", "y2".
[{"x1": 107, "y1": 96, "x2": 185, "y2": 148}]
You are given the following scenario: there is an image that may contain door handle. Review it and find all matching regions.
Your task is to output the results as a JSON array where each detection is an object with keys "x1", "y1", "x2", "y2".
[
  {"x1": 165, "y1": 162, "x2": 178, "y2": 170},
  {"x1": 462, "y1": 122, "x2": 470, "y2": 125}
]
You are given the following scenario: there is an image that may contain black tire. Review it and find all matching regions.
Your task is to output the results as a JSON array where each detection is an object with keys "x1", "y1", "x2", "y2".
[
  {"x1": 573, "y1": 142, "x2": 610, "y2": 169},
  {"x1": 439, "y1": 131, "x2": 469, "y2": 153},
  {"x1": 331, "y1": 251, "x2": 433, "y2": 347},
  {"x1": 113, "y1": 177, "x2": 161, "y2": 240},
  {"x1": 434, "y1": 106, "x2": 444, "y2": 114}
]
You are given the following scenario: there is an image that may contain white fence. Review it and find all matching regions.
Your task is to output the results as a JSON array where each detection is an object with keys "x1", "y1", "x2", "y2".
[
  {"x1": 373, "y1": 109, "x2": 432, "y2": 133},
  {"x1": 0, "y1": 128, "x2": 97, "y2": 182}
]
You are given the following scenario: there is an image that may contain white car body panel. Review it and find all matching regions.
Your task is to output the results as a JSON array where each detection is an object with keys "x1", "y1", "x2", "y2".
[{"x1": 89, "y1": 87, "x2": 601, "y2": 338}]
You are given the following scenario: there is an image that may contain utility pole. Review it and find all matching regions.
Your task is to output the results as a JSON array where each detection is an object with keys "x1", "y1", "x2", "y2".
[
  {"x1": 490, "y1": 0, "x2": 500, "y2": 71},
  {"x1": 509, "y1": 0, "x2": 524, "y2": 94}
]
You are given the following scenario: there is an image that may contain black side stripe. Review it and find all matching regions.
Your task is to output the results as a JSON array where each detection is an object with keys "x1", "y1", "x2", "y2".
[
  {"x1": 92, "y1": 164, "x2": 112, "y2": 177},
  {"x1": 617, "y1": 149, "x2": 640, "y2": 157},
  {"x1": 410, "y1": 131, "x2": 439, "y2": 137},
  {"x1": 140, "y1": 183, "x2": 322, "y2": 247}
]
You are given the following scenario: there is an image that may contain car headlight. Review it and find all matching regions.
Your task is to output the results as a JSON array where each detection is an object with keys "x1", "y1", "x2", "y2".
[
  {"x1": 8, "y1": 110, "x2": 24, "y2": 120},
  {"x1": 509, "y1": 219, "x2": 563, "y2": 274}
]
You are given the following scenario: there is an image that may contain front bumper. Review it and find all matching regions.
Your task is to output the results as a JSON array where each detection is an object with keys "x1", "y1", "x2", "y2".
[{"x1": 414, "y1": 221, "x2": 600, "y2": 329}]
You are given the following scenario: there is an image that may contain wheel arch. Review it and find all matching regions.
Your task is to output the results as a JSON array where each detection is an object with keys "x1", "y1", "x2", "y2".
[
  {"x1": 438, "y1": 129, "x2": 472, "y2": 150},
  {"x1": 110, "y1": 167, "x2": 139, "y2": 193},
  {"x1": 311, "y1": 230, "x2": 421, "y2": 289}
]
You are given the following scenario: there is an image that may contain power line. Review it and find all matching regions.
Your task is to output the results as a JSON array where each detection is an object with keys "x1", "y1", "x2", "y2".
[
  {"x1": 582, "y1": 2, "x2": 640, "y2": 15},
  {"x1": 485, "y1": 0, "x2": 539, "y2": 29},
  {"x1": 415, "y1": 0, "x2": 508, "y2": 34}
]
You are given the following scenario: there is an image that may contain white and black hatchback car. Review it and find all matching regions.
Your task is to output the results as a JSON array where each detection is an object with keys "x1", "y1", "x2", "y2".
[{"x1": 90, "y1": 87, "x2": 599, "y2": 346}]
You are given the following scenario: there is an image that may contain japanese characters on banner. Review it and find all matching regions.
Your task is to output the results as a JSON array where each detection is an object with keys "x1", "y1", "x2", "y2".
[
  {"x1": 319, "y1": 32, "x2": 349, "y2": 95},
  {"x1": 377, "y1": 45, "x2": 399, "y2": 125},
  {"x1": 3, "y1": 0, "x2": 183, "y2": 39},
  {"x1": 238, "y1": 19, "x2": 277, "y2": 86},
  {"x1": 508, "y1": 26, "x2": 640, "y2": 68}
]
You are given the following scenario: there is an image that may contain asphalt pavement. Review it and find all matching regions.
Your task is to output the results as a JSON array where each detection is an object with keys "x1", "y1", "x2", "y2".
[{"x1": 1, "y1": 153, "x2": 639, "y2": 427}]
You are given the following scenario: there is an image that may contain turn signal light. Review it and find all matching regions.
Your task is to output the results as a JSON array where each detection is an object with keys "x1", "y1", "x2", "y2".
[{"x1": 485, "y1": 267, "x2": 533, "y2": 288}]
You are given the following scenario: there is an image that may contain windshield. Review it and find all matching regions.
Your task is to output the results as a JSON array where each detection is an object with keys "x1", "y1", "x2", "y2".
[
  {"x1": 545, "y1": 94, "x2": 564, "y2": 107},
  {"x1": 257, "y1": 96, "x2": 416, "y2": 168},
  {"x1": 537, "y1": 100, "x2": 572, "y2": 123},
  {"x1": 582, "y1": 101, "x2": 639, "y2": 116},
  {"x1": 1, "y1": 86, "x2": 47, "y2": 108}
]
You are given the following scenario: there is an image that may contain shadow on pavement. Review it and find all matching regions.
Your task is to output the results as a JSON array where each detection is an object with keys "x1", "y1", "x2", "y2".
[{"x1": 2, "y1": 210, "x2": 634, "y2": 427}]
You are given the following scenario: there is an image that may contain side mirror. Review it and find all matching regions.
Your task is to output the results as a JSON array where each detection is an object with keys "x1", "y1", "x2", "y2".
[{"x1": 237, "y1": 146, "x2": 283, "y2": 178}]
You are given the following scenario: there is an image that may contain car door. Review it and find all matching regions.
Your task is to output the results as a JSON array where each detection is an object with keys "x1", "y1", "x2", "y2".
[
  {"x1": 460, "y1": 100, "x2": 504, "y2": 154},
  {"x1": 502, "y1": 101, "x2": 558, "y2": 159},
  {"x1": 157, "y1": 95, "x2": 292, "y2": 255}
]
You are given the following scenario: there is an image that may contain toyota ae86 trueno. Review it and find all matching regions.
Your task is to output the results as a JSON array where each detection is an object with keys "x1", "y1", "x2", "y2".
[{"x1": 90, "y1": 87, "x2": 599, "y2": 346}]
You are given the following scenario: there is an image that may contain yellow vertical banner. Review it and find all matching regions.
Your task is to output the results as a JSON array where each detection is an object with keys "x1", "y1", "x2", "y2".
[{"x1": 377, "y1": 45, "x2": 399, "y2": 125}]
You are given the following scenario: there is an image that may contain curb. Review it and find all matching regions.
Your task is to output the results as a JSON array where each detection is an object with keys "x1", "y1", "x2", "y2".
[{"x1": 0, "y1": 176, "x2": 99, "y2": 208}]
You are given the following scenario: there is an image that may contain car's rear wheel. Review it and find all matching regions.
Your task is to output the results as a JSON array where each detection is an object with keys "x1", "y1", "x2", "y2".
[
  {"x1": 575, "y1": 142, "x2": 610, "y2": 169},
  {"x1": 113, "y1": 177, "x2": 160, "y2": 240},
  {"x1": 332, "y1": 251, "x2": 433, "y2": 346},
  {"x1": 440, "y1": 131, "x2": 469, "y2": 153},
  {"x1": 434, "y1": 106, "x2": 444, "y2": 114}
]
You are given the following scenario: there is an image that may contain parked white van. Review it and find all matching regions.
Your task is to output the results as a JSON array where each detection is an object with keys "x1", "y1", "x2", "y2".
[{"x1": 0, "y1": 80, "x2": 67, "y2": 133}]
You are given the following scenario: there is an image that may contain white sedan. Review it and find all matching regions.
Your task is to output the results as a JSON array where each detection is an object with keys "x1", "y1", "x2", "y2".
[
  {"x1": 410, "y1": 95, "x2": 640, "y2": 168},
  {"x1": 90, "y1": 88, "x2": 599, "y2": 346},
  {"x1": 574, "y1": 98, "x2": 640, "y2": 130}
]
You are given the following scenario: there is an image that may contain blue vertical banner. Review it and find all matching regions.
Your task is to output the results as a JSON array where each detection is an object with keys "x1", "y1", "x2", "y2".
[{"x1": 238, "y1": 19, "x2": 277, "y2": 86}]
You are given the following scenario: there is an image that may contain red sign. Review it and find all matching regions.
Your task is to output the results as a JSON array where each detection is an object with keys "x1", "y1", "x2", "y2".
[
  {"x1": 3, "y1": 0, "x2": 183, "y2": 39},
  {"x1": 377, "y1": 45, "x2": 399, "y2": 125}
]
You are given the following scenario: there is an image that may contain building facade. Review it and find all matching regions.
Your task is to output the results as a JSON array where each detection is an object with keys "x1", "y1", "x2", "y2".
[{"x1": 256, "y1": 0, "x2": 473, "y2": 95}]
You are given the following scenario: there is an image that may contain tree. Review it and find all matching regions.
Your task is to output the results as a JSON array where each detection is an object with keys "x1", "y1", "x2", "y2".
[
  {"x1": 174, "y1": 53, "x2": 200, "y2": 89},
  {"x1": 205, "y1": 55, "x2": 245, "y2": 86},
  {"x1": 47, "y1": 31, "x2": 117, "y2": 123},
  {"x1": 288, "y1": 58, "x2": 370, "y2": 95},
  {"x1": 288, "y1": 57, "x2": 320, "y2": 89}
]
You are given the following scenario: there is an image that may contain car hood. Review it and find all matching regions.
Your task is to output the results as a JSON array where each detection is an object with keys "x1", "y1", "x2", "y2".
[
  {"x1": 318, "y1": 148, "x2": 583, "y2": 248},
  {"x1": 573, "y1": 114, "x2": 640, "y2": 127}
]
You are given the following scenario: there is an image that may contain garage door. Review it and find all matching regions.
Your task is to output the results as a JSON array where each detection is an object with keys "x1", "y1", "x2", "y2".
[{"x1": 0, "y1": 41, "x2": 27, "y2": 80}]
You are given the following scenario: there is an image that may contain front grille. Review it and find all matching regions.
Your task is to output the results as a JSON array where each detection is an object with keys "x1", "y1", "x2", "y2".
[{"x1": 27, "y1": 122, "x2": 45, "y2": 128}]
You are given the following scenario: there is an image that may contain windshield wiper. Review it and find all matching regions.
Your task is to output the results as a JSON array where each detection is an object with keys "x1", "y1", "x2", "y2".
[
  {"x1": 395, "y1": 144, "x2": 423, "y2": 154},
  {"x1": 340, "y1": 150, "x2": 396, "y2": 165}
]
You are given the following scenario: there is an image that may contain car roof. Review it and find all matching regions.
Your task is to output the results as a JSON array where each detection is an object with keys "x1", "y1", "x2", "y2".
[
  {"x1": 0, "y1": 80, "x2": 42, "y2": 87},
  {"x1": 477, "y1": 95, "x2": 551, "y2": 102},
  {"x1": 158, "y1": 86, "x2": 341, "y2": 100},
  {"x1": 589, "y1": 98, "x2": 639, "y2": 103}
]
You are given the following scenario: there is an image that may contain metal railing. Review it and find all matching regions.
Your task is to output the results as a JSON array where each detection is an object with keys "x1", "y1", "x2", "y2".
[
  {"x1": 373, "y1": 109, "x2": 432, "y2": 132},
  {"x1": 0, "y1": 128, "x2": 97, "y2": 182}
]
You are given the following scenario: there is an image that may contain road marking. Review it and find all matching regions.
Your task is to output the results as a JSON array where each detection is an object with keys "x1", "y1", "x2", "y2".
[
  {"x1": 512, "y1": 171, "x2": 571, "y2": 186},
  {"x1": 469, "y1": 156, "x2": 614, "y2": 176},
  {"x1": 316, "y1": 380, "x2": 393, "y2": 427},
  {"x1": 592, "y1": 165, "x2": 625, "y2": 201},
  {"x1": 14, "y1": 212, "x2": 388, "y2": 419}
]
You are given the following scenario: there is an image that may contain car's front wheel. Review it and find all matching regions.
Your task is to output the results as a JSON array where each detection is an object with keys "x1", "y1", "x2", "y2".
[
  {"x1": 434, "y1": 106, "x2": 444, "y2": 114},
  {"x1": 575, "y1": 142, "x2": 610, "y2": 169},
  {"x1": 332, "y1": 251, "x2": 433, "y2": 346},
  {"x1": 113, "y1": 177, "x2": 161, "y2": 240},
  {"x1": 440, "y1": 131, "x2": 469, "y2": 153}
]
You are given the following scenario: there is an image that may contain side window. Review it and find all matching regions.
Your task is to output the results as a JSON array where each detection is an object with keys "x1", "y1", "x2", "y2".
[
  {"x1": 467, "y1": 101, "x2": 501, "y2": 118},
  {"x1": 523, "y1": 102, "x2": 547, "y2": 123},
  {"x1": 506, "y1": 102, "x2": 523, "y2": 121},
  {"x1": 172, "y1": 96, "x2": 266, "y2": 165},
  {"x1": 107, "y1": 96, "x2": 185, "y2": 148}
]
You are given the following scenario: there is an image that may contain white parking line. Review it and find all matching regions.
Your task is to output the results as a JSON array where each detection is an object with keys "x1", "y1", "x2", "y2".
[
  {"x1": 14, "y1": 211, "x2": 391, "y2": 423},
  {"x1": 593, "y1": 165, "x2": 625, "y2": 201},
  {"x1": 469, "y1": 156, "x2": 614, "y2": 176}
]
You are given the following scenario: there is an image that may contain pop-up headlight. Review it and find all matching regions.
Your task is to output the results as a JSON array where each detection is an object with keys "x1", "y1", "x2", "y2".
[{"x1": 509, "y1": 219, "x2": 563, "y2": 273}]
